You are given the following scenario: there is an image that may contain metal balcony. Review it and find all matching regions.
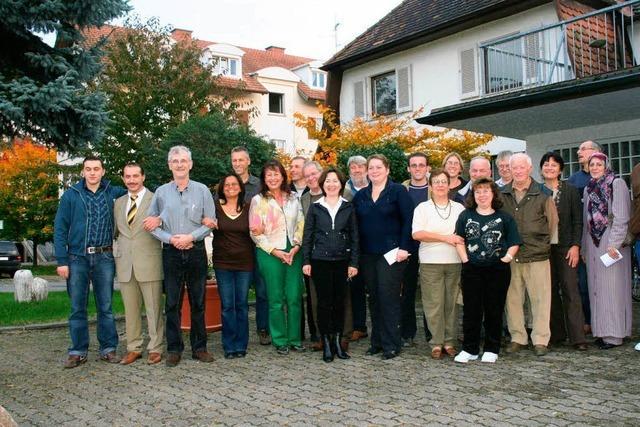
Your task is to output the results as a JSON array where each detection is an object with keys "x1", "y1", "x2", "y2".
[{"x1": 480, "y1": 0, "x2": 638, "y2": 96}]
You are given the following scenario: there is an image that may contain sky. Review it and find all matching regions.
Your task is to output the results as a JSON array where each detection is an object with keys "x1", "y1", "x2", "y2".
[{"x1": 115, "y1": 0, "x2": 404, "y2": 60}]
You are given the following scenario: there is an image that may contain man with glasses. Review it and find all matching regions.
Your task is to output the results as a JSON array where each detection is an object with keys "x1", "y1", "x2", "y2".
[
  {"x1": 401, "y1": 153, "x2": 431, "y2": 346},
  {"x1": 568, "y1": 140, "x2": 602, "y2": 335},
  {"x1": 495, "y1": 151, "x2": 513, "y2": 188},
  {"x1": 144, "y1": 145, "x2": 216, "y2": 367}
]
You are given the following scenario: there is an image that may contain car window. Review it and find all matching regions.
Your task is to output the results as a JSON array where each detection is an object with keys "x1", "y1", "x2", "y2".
[{"x1": 0, "y1": 241, "x2": 17, "y2": 251}]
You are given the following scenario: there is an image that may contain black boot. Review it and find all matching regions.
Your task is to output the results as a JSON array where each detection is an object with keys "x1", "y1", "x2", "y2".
[
  {"x1": 334, "y1": 333, "x2": 350, "y2": 359},
  {"x1": 321, "y1": 335, "x2": 334, "y2": 362}
]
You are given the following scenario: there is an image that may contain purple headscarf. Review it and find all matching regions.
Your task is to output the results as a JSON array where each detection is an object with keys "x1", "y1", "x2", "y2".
[{"x1": 585, "y1": 152, "x2": 615, "y2": 247}]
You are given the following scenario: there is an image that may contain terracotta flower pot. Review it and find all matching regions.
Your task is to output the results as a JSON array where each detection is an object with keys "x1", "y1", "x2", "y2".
[{"x1": 180, "y1": 279, "x2": 222, "y2": 332}]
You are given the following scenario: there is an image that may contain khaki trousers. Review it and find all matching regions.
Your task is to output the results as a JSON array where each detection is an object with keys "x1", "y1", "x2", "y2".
[
  {"x1": 506, "y1": 260, "x2": 551, "y2": 346},
  {"x1": 419, "y1": 263, "x2": 461, "y2": 347},
  {"x1": 120, "y1": 277, "x2": 164, "y2": 353}
]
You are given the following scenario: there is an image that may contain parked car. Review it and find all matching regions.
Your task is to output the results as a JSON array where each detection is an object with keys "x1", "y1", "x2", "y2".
[{"x1": 0, "y1": 241, "x2": 22, "y2": 277}]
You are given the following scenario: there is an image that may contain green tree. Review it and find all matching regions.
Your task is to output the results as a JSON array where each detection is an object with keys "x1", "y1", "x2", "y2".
[
  {"x1": 92, "y1": 17, "x2": 247, "y2": 180},
  {"x1": 146, "y1": 112, "x2": 275, "y2": 189},
  {"x1": 0, "y1": 0, "x2": 129, "y2": 150},
  {"x1": 0, "y1": 139, "x2": 60, "y2": 266}
]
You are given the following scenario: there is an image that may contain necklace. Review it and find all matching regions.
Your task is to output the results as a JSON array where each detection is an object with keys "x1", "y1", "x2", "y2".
[{"x1": 434, "y1": 200, "x2": 452, "y2": 220}]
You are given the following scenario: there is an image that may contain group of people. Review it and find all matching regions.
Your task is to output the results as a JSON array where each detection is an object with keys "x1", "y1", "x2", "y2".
[{"x1": 53, "y1": 139, "x2": 639, "y2": 369}]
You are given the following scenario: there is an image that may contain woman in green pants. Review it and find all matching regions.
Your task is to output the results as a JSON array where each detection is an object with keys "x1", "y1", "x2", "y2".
[{"x1": 249, "y1": 160, "x2": 305, "y2": 355}]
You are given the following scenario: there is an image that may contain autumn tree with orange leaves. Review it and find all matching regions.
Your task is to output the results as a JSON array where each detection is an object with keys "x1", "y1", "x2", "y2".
[
  {"x1": 0, "y1": 139, "x2": 60, "y2": 265},
  {"x1": 295, "y1": 105, "x2": 493, "y2": 180}
]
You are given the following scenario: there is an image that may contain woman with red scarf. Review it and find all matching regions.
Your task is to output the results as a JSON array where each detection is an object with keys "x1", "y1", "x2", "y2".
[{"x1": 582, "y1": 152, "x2": 632, "y2": 349}]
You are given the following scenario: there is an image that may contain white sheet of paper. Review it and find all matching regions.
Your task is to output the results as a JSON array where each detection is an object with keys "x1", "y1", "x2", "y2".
[
  {"x1": 384, "y1": 247, "x2": 399, "y2": 265},
  {"x1": 600, "y1": 250, "x2": 623, "y2": 267}
]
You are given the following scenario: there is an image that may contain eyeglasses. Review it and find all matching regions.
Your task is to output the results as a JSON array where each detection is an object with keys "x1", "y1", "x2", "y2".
[
  {"x1": 409, "y1": 164, "x2": 427, "y2": 169},
  {"x1": 577, "y1": 146, "x2": 595, "y2": 152},
  {"x1": 431, "y1": 179, "x2": 448, "y2": 185},
  {"x1": 224, "y1": 182, "x2": 240, "y2": 187},
  {"x1": 169, "y1": 159, "x2": 189, "y2": 165}
]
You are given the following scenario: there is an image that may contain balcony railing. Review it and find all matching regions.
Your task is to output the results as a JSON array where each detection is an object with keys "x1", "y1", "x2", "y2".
[{"x1": 479, "y1": 0, "x2": 638, "y2": 96}]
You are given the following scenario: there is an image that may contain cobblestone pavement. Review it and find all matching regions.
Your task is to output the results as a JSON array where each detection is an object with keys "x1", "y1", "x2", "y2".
[{"x1": 1, "y1": 308, "x2": 640, "y2": 426}]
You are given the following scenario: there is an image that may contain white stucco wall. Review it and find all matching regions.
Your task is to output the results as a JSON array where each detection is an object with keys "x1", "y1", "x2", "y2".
[
  {"x1": 236, "y1": 75, "x2": 320, "y2": 156},
  {"x1": 338, "y1": 3, "x2": 559, "y2": 154}
]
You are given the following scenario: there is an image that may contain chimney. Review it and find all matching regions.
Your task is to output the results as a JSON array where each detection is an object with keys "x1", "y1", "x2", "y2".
[
  {"x1": 265, "y1": 46, "x2": 285, "y2": 55},
  {"x1": 171, "y1": 28, "x2": 193, "y2": 42}
]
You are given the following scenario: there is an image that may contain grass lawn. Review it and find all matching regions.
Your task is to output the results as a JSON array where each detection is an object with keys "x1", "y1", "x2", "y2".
[
  {"x1": 0, "y1": 291, "x2": 124, "y2": 327},
  {"x1": 19, "y1": 264, "x2": 58, "y2": 276}
]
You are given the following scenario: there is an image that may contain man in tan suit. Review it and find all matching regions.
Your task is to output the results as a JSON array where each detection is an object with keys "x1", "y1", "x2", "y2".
[{"x1": 114, "y1": 163, "x2": 164, "y2": 365}]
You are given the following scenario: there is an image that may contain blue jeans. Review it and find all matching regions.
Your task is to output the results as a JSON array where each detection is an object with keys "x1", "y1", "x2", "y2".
[
  {"x1": 163, "y1": 243, "x2": 208, "y2": 354},
  {"x1": 215, "y1": 269, "x2": 251, "y2": 353},
  {"x1": 253, "y1": 250, "x2": 269, "y2": 332},
  {"x1": 67, "y1": 252, "x2": 118, "y2": 357}
]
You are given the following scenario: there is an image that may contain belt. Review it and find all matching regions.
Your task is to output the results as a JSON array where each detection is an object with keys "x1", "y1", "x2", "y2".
[{"x1": 86, "y1": 246, "x2": 112, "y2": 254}]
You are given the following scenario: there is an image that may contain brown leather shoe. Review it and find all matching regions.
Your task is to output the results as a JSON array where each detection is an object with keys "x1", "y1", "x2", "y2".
[
  {"x1": 99, "y1": 351, "x2": 121, "y2": 364},
  {"x1": 444, "y1": 346, "x2": 458, "y2": 357},
  {"x1": 166, "y1": 352, "x2": 181, "y2": 367},
  {"x1": 120, "y1": 351, "x2": 142, "y2": 365},
  {"x1": 574, "y1": 343, "x2": 588, "y2": 351},
  {"x1": 310, "y1": 340, "x2": 323, "y2": 351},
  {"x1": 533, "y1": 344, "x2": 548, "y2": 356},
  {"x1": 147, "y1": 352, "x2": 162, "y2": 365},
  {"x1": 63, "y1": 354, "x2": 87, "y2": 369},
  {"x1": 341, "y1": 339, "x2": 349, "y2": 352},
  {"x1": 505, "y1": 342, "x2": 524, "y2": 354},
  {"x1": 192, "y1": 350, "x2": 214, "y2": 363},
  {"x1": 350, "y1": 330, "x2": 368, "y2": 342}
]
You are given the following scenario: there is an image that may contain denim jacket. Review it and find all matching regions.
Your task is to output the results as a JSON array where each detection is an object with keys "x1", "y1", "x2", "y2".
[{"x1": 54, "y1": 179, "x2": 126, "y2": 266}]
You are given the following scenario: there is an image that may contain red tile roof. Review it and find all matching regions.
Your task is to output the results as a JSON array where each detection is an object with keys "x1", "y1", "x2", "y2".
[
  {"x1": 79, "y1": 25, "x2": 324, "y2": 99},
  {"x1": 297, "y1": 81, "x2": 325, "y2": 102}
]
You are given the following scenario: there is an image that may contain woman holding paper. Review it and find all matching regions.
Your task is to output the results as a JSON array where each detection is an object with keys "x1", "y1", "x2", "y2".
[
  {"x1": 412, "y1": 169, "x2": 465, "y2": 359},
  {"x1": 352, "y1": 154, "x2": 414, "y2": 360},
  {"x1": 582, "y1": 152, "x2": 632, "y2": 349}
]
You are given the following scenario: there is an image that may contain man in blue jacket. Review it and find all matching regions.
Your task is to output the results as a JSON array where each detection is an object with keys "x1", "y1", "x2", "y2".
[{"x1": 54, "y1": 156, "x2": 126, "y2": 368}]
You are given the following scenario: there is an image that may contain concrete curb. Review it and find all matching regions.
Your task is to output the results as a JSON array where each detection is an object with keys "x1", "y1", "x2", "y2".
[
  {"x1": 0, "y1": 315, "x2": 127, "y2": 333},
  {"x1": 0, "y1": 301, "x2": 258, "y2": 333}
]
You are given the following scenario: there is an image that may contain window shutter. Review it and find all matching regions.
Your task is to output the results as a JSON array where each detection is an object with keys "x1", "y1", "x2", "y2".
[
  {"x1": 353, "y1": 80, "x2": 365, "y2": 118},
  {"x1": 460, "y1": 48, "x2": 478, "y2": 98},
  {"x1": 396, "y1": 65, "x2": 412, "y2": 112}
]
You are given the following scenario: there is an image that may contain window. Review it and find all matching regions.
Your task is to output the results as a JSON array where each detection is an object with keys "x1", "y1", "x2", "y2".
[
  {"x1": 372, "y1": 72, "x2": 396, "y2": 116},
  {"x1": 312, "y1": 71, "x2": 326, "y2": 89},
  {"x1": 204, "y1": 55, "x2": 240, "y2": 77},
  {"x1": 269, "y1": 93, "x2": 284, "y2": 114},
  {"x1": 355, "y1": 66, "x2": 412, "y2": 118},
  {"x1": 270, "y1": 139, "x2": 286, "y2": 151}
]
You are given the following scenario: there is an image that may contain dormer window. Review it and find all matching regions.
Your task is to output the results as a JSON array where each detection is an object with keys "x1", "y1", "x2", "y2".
[
  {"x1": 215, "y1": 56, "x2": 239, "y2": 77},
  {"x1": 311, "y1": 70, "x2": 326, "y2": 89}
]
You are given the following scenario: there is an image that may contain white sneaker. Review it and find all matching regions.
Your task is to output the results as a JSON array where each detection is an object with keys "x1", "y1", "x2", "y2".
[
  {"x1": 634, "y1": 342, "x2": 640, "y2": 351},
  {"x1": 481, "y1": 352, "x2": 498, "y2": 363},
  {"x1": 454, "y1": 350, "x2": 478, "y2": 363}
]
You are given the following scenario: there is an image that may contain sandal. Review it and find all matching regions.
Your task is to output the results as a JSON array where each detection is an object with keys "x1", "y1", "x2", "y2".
[
  {"x1": 444, "y1": 346, "x2": 458, "y2": 357},
  {"x1": 431, "y1": 346, "x2": 443, "y2": 359}
]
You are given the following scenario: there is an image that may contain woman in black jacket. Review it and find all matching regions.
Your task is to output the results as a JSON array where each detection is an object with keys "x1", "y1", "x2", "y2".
[
  {"x1": 540, "y1": 152, "x2": 587, "y2": 350},
  {"x1": 302, "y1": 167, "x2": 359, "y2": 362}
]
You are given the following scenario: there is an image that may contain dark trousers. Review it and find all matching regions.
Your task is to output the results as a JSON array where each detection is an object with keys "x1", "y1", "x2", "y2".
[
  {"x1": 163, "y1": 243, "x2": 208, "y2": 354},
  {"x1": 461, "y1": 262, "x2": 510, "y2": 355},
  {"x1": 301, "y1": 275, "x2": 318, "y2": 340},
  {"x1": 311, "y1": 259, "x2": 348, "y2": 335},
  {"x1": 361, "y1": 254, "x2": 406, "y2": 353},
  {"x1": 549, "y1": 245, "x2": 586, "y2": 345},
  {"x1": 401, "y1": 254, "x2": 419, "y2": 340},
  {"x1": 350, "y1": 272, "x2": 367, "y2": 332},
  {"x1": 577, "y1": 260, "x2": 591, "y2": 326}
]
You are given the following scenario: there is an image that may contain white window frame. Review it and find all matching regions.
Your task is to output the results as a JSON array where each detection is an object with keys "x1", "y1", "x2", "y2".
[
  {"x1": 311, "y1": 70, "x2": 326, "y2": 89},
  {"x1": 270, "y1": 138, "x2": 287, "y2": 151},
  {"x1": 268, "y1": 93, "x2": 284, "y2": 115},
  {"x1": 363, "y1": 64, "x2": 413, "y2": 118}
]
